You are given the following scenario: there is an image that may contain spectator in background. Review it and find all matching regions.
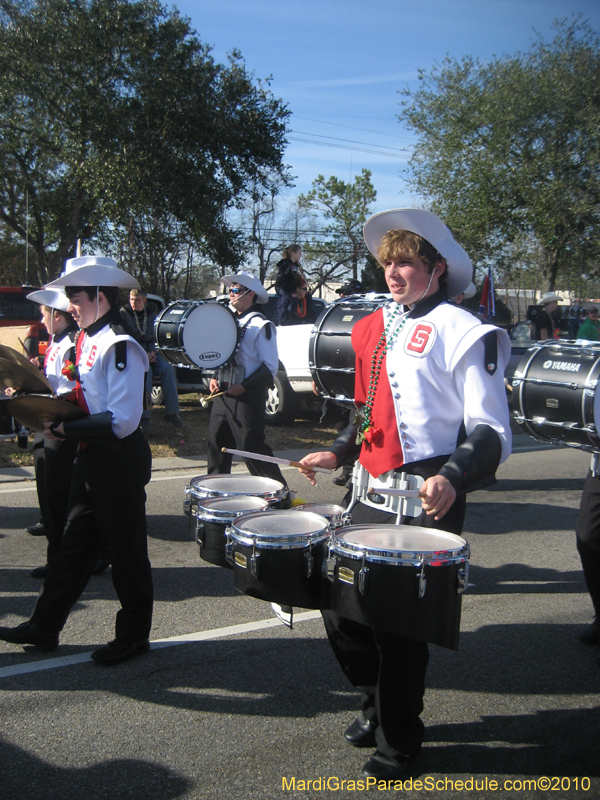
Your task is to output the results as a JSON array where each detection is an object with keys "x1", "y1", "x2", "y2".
[
  {"x1": 120, "y1": 289, "x2": 182, "y2": 431},
  {"x1": 335, "y1": 278, "x2": 364, "y2": 298},
  {"x1": 276, "y1": 276, "x2": 319, "y2": 325},
  {"x1": 535, "y1": 292, "x2": 562, "y2": 340},
  {"x1": 274, "y1": 245, "x2": 303, "y2": 297},
  {"x1": 577, "y1": 307, "x2": 600, "y2": 342}
]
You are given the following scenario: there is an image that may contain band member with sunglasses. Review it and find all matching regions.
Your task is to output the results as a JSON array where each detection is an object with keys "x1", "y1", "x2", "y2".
[{"x1": 205, "y1": 272, "x2": 286, "y2": 487}]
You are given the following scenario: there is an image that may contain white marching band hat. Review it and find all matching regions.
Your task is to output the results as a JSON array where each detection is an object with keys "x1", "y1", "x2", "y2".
[
  {"x1": 26, "y1": 289, "x2": 71, "y2": 313},
  {"x1": 222, "y1": 271, "x2": 268, "y2": 304},
  {"x1": 45, "y1": 255, "x2": 139, "y2": 290},
  {"x1": 363, "y1": 208, "x2": 473, "y2": 298}
]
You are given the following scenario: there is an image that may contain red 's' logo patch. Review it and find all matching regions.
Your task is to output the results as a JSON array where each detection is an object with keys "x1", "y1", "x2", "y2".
[
  {"x1": 86, "y1": 345, "x2": 98, "y2": 368},
  {"x1": 405, "y1": 322, "x2": 436, "y2": 356}
]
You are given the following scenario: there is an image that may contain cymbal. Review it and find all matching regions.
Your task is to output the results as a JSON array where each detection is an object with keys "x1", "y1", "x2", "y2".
[
  {"x1": 8, "y1": 395, "x2": 87, "y2": 433},
  {"x1": 0, "y1": 348, "x2": 53, "y2": 394}
]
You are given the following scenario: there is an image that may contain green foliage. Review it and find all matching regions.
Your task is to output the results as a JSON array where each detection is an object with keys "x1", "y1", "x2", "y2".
[
  {"x1": 298, "y1": 168, "x2": 376, "y2": 289},
  {"x1": 360, "y1": 253, "x2": 388, "y2": 293},
  {"x1": 399, "y1": 17, "x2": 600, "y2": 293},
  {"x1": 0, "y1": 0, "x2": 290, "y2": 283}
]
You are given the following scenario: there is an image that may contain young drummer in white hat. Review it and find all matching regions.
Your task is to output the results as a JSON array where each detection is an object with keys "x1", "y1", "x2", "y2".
[
  {"x1": 300, "y1": 209, "x2": 511, "y2": 780},
  {"x1": 0, "y1": 256, "x2": 154, "y2": 666}
]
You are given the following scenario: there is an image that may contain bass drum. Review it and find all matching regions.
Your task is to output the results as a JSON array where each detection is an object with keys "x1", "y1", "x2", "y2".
[
  {"x1": 512, "y1": 341, "x2": 600, "y2": 449},
  {"x1": 309, "y1": 295, "x2": 388, "y2": 404},
  {"x1": 155, "y1": 300, "x2": 240, "y2": 369},
  {"x1": 326, "y1": 524, "x2": 470, "y2": 650}
]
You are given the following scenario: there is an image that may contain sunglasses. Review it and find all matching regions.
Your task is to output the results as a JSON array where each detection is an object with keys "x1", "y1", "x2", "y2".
[{"x1": 229, "y1": 286, "x2": 249, "y2": 295}]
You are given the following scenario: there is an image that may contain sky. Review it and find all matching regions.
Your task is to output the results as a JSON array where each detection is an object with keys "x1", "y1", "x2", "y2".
[{"x1": 172, "y1": 0, "x2": 600, "y2": 215}]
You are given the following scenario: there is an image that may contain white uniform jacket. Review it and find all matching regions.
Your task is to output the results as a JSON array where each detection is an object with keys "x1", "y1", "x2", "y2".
[
  {"x1": 76, "y1": 323, "x2": 149, "y2": 439},
  {"x1": 43, "y1": 328, "x2": 77, "y2": 397},
  {"x1": 232, "y1": 310, "x2": 278, "y2": 380}
]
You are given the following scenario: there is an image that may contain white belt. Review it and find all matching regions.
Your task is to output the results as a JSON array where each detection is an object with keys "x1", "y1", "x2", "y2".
[{"x1": 348, "y1": 462, "x2": 424, "y2": 523}]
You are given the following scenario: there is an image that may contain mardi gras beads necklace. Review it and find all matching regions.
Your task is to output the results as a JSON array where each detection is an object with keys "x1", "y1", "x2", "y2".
[{"x1": 355, "y1": 305, "x2": 409, "y2": 445}]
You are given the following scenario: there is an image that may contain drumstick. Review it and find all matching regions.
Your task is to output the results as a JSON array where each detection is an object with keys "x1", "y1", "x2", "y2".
[
  {"x1": 18, "y1": 337, "x2": 33, "y2": 358},
  {"x1": 221, "y1": 447, "x2": 334, "y2": 474},
  {"x1": 368, "y1": 487, "x2": 426, "y2": 499}
]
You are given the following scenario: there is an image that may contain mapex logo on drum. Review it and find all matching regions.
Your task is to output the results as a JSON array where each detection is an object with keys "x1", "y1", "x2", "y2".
[
  {"x1": 198, "y1": 352, "x2": 221, "y2": 361},
  {"x1": 542, "y1": 360, "x2": 581, "y2": 372}
]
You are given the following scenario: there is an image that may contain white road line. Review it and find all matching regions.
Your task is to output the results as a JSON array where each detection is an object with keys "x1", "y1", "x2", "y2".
[{"x1": 0, "y1": 610, "x2": 322, "y2": 679}]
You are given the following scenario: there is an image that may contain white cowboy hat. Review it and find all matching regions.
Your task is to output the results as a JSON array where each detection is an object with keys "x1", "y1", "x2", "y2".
[
  {"x1": 222, "y1": 271, "x2": 268, "y2": 304},
  {"x1": 26, "y1": 289, "x2": 71, "y2": 313},
  {"x1": 46, "y1": 256, "x2": 139, "y2": 290},
  {"x1": 539, "y1": 292, "x2": 562, "y2": 305},
  {"x1": 463, "y1": 281, "x2": 476, "y2": 299},
  {"x1": 363, "y1": 208, "x2": 473, "y2": 297}
]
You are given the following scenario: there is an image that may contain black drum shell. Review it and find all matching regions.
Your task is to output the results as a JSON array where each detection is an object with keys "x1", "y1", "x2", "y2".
[
  {"x1": 232, "y1": 540, "x2": 328, "y2": 609},
  {"x1": 309, "y1": 297, "x2": 388, "y2": 404},
  {"x1": 196, "y1": 519, "x2": 234, "y2": 570},
  {"x1": 328, "y1": 555, "x2": 463, "y2": 650},
  {"x1": 512, "y1": 342, "x2": 600, "y2": 449}
]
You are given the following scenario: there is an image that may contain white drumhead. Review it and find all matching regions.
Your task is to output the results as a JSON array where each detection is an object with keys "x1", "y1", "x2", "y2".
[
  {"x1": 292, "y1": 503, "x2": 345, "y2": 518},
  {"x1": 234, "y1": 510, "x2": 329, "y2": 540},
  {"x1": 181, "y1": 303, "x2": 238, "y2": 368},
  {"x1": 337, "y1": 524, "x2": 466, "y2": 554},
  {"x1": 189, "y1": 474, "x2": 285, "y2": 498},
  {"x1": 198, "y1": 496, "x2": 270, "y2": 514}
]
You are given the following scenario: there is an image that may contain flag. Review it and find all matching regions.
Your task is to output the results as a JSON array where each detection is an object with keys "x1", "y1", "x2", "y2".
[{"x1": 479, "y1": 267, "x2": 496, "y2": 320}]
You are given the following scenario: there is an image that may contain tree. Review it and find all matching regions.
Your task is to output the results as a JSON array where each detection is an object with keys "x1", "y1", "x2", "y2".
[
  {"x1": 399, "y1": 17, "x2": 600, "y2": 292},
  {"x1": 0, "y1": 0, "x2": 290, "y2": 283},
  {"x1": 298, "y1": 169, "x2": 376, "y2": 290}
]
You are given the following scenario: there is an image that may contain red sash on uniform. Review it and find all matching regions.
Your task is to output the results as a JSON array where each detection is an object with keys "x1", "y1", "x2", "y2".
[
  {"x1": 74, "y1": 332, "x2": 90, "y2": 414},
  {"x1": 351, "y1": 309, "x2": 404, "y2": 478}
]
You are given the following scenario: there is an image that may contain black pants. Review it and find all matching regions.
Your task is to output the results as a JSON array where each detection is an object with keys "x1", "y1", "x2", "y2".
[
  {"x1": 207, "y1": 387, "x2": 286, "y2": 485},
  {"x1": 576, "y1": 473, "x2": 600, "y2": 620},
  {"x1": 31, "y1": 430, "x2": 153, "y2": 641},
  {"x1": 322, "y1": 490, "x2": 466, "y2": 759}
]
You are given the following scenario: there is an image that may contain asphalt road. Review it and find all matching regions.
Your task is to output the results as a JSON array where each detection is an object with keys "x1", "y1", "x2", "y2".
[{"x1": 0, "y1": 436, "x2": 599, "y2": 800}]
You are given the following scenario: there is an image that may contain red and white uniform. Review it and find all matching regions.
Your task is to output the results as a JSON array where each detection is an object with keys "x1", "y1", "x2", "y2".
[
  {"x1": 43, "y1": 331, "x2": 77, "y2": 397},
  {"x1": 75, "y1": 324, "x2": 148, "y2": 439},
  {"x1": 352, "y1": 300, "x2": 511, "y2": 478}
]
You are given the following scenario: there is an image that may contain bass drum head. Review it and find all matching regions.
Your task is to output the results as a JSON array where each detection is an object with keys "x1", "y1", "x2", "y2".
[
  {"x1": 513, "y1": 342, "x2": 600, "y2": 449},
  {"x1": 309, "y1": 296, "x2": 388, "y2": 404},
  {"x1": 155, "y1": 301, "x2": 239, "y2": 368}
]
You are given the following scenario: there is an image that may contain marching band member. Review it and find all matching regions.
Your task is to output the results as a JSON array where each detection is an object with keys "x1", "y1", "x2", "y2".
[
  {"x1": 300, "y1": 209, "x2": 511, "y2": 780},
  {"x1": 0, "y1": 257, "x2": 153, "y2": 666},
  {"x1": 25, "y1": 289, "x2": 78, "y2": 578},
  {"x1": 206, "y1": 271, "x2": 286, "y2": 488}
]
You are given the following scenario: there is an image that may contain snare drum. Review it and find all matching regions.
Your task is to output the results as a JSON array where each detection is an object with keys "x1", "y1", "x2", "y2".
[
  {"x1": 309, "y1": 296, "x2": 388, "y2": 404},
  {"x1": 228, "y1": 510, "x2": 330, "y2": 608},
  {"x1": 194, "y1": 495, "x2": 272, "y2": 568},
  {"x1": 512, "y1": 341, "x2": 600, "y2": 449},
  {"x1": 183, "y1": 473, "x2": 288, "y2": 517},
  {"x1": 326, "y1": 525, "x2": 470, "y2": 650},
  {"x1": 155, "y1": 300, "x2": 240, "y2": 369}
]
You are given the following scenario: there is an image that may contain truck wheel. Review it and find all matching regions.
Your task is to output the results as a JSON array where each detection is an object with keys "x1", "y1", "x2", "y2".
[{"x1": 265, "y1": 372, "x2": 299, "y2": 425}]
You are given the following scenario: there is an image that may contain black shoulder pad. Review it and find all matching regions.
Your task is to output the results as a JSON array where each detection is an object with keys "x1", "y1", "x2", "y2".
[
  {"x1": 265, "y1": 322, "x2": 272, "y2": 340},
  {"x1": 115, "y1": 340, "x2": 127, "y2": 372},
  {"x1": 483, "y1": 330, "x2": 498, "y2": 375}
]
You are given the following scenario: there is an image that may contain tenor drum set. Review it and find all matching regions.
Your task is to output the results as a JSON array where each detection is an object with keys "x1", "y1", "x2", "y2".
[{"x1": 184, "y1": 471, "x2": 471, "y2": 649}]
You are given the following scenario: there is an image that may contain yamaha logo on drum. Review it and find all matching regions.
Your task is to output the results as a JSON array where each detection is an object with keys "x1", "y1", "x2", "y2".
[
  {"x1": 542, "y1": 359, "x2": 581, "y2": 372},
  {"x1": 198, "y1": 352, "x2": 221, "y2": 361}
]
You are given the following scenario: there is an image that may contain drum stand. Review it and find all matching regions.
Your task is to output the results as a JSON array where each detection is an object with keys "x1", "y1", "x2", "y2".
[{"x1": 590, "y1": 451, "x2": 600, "y2": 478}]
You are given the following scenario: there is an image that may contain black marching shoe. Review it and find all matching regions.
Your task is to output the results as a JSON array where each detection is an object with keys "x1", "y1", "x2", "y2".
[
  {"x1": 344, "y1": 715, "x2": 377, "y2": 748},
  {"x1": 30, "y1": 564, "x2": 50, "y2": 579},
  {"x1": 164, "y1": 413, "x2": 183, "y2": 429},
  {"x1": 578, "y1": 621, "x2": 599, "y2": 646},
  {"x1": 361, "y1": 750, "x2": 412, "y2": 780},
  {"x1": 26, "y1": 521, "x2": 46, "y2": 536},
  {"x1": 0, "y1": 621, "x2": 59, "y2": 651},
  {"x1": 91, "y1": 639, "x2": 150, "y2": 666}
]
